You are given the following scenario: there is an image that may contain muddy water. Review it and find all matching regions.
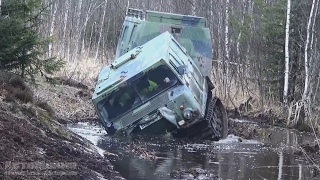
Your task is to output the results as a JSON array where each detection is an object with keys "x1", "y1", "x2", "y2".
[{"x1": 68, "y1": 119, "x2": 318, "y2": 180}]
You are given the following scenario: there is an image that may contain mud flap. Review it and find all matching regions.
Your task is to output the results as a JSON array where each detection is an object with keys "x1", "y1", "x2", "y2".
[
  {"x1": 206, "y1": 76, "x2": 215, "y2": 90},
  {"x1": 105, "y1": 125, "x2": 117, "y2": 136}
]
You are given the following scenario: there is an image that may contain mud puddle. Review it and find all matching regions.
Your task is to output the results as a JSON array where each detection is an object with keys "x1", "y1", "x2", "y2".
[{"x1": 67, "y1": 119, "x2": 318, "y2": 180}]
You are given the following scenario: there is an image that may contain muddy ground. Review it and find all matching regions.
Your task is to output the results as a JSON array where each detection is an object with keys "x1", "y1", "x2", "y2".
[
  {"x1": 1, "y1": 71, "x2": 319, "y2": 179},
  {"x1": 0, "y1": 72, "x2": 123, "y2": 180}
]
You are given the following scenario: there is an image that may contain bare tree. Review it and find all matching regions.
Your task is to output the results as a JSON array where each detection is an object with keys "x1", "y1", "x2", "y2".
[
  {"x1": 48, "y1": 0, "x2": 57, "y2": 57},
  {"x1": 303, "y1": 0, "x2": 317, "y2": 100},
  {"x1": 224, "y1": 0, "x2": 230, "y2": 100},
  {"x1": 94, "y1": 0, "x2": 107, "y2": 61},
  {"x1": 283, "y1": 0, "x2": 291, "y2": 106}
]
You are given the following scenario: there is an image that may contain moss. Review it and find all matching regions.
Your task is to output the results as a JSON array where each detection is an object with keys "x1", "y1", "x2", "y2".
[
  {"x1": 56, "y1": 128, "x2": 72, "y2": 140},
  {"x1": 7, "y1": 101, "x2": 20, "y2": 114},
  {"x1": 37, "y1": 109, "x2": 52, "y2": 124},
  {"x1": 11, "y1": 88, "x2": 34, "y2": 103},
  {"x1": 35, "y1": 100, "x2": 55, "y2": 117},
  {"x1": 1, "y1": 71, "x2": 34, "y2": 104},
  {"x1": 4, "y1": 94, "x2": 16, "y2": 103},
  {"x1": 0, "y1": 71, "x2": 30, "y2": 90},
  {"x1": 35, "y1": 108, "x2": 71, "y2": 139},
  {"x1": 22, "y1": 106, "x2": 37, "y2": 118}
]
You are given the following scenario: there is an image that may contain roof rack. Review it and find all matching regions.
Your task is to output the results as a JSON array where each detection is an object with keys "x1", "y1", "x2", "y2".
[{"x1": 127, "y1": 8, "x2": 145, "y2": 20}]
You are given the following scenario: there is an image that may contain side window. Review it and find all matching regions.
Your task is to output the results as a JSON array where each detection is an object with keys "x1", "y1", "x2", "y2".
[
  {"x1": 128, "y1": 24, "x2": 137, "y2": 46},
  {"x1": 121, "y1": 25, "x2": 129, "y2": 42},
  {"x1": 171, "y1": 27, "x2": 181, "y2": 34}
]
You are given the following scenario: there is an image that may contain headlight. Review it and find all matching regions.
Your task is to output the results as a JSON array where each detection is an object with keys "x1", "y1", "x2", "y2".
[{"x1": 183, "y1": 108, "x2": 193, "y2": 120}]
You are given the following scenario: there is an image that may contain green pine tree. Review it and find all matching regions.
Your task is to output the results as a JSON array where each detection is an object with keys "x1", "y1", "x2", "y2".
[{"x1": 0, "y1": 0, "x2": 64, "y2": 82}]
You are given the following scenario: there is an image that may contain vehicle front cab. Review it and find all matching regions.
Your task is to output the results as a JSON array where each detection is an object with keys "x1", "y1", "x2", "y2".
[{"x1": 93, "y1": 55, "x2": 208, "y2": 136}]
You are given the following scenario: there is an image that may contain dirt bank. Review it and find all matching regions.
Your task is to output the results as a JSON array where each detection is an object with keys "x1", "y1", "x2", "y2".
[
  {"x1": 32, "y1": 76, "x2": 98, "y2": 123},
  {"x1": 0, "y1": 72, "x2": 122, "y2": 180}
]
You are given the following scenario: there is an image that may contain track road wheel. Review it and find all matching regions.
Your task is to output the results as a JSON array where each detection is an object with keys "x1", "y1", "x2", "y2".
[{"x1": 205, "y1": 97, "x2": 228, "y2": 141}]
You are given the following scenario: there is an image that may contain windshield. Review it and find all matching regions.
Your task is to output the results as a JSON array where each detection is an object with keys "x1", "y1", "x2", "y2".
[
  {"x1": 97, "y1": 64, "x2": 178, "y2": 123},
  {"x1": 132, "y1": 65, "x2": 178, "y2": 101},
  {"x1": 97, "y1": 85, "x2": 142, "y2": 122}
]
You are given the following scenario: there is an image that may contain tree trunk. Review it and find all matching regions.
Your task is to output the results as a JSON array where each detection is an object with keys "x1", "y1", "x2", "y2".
[
  {"x1": 95, "y1": 0, "x2": 107, "y2": 61},
  {"x1": 309, "y1": 0, "x2": 319, "y2": 86},
  {"x1": 48, "y1": 1, "x2": 57, "y2": 57},
  {"x1": 73, "y1": 0, "x2": 83, "y2": 61},
  {"x1": 303, "y1": 0, "x2": 316, "y2": 99},
  {"x1": 283, "y1": 0, "x2": 291, "y2": 105},
  {"x1": 225, "y1": 0, "x2": 230, "y2": 98},
  {"x1": 62, "y1": 0, "x2": 70, "y2": 60}
]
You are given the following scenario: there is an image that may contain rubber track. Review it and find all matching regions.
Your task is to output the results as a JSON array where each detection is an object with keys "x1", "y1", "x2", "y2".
[{"x1": 185, "y1": 97, "x2": 222, "y2": 140}]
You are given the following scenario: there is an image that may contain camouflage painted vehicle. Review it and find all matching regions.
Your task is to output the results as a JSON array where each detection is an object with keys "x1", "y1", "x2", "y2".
[{"x1": 92, "y1": 8, "x2": 228, "y2": 140}]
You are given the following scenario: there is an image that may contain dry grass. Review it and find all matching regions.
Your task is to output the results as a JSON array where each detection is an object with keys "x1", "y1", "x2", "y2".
[
  {"x1": 32, "y1": 80, "x2": 96, "y2": 121},
  {"x1": 46, "y1": 54, "x2": 112, "y2": 121},
  {"x1": 210, "y1": 69, "x2": 287, "y2": 123},
  {"x1": 54, "y1": 57, "x2": 109, "y2": 89},
  {"x1": 0, "y1": 70, "x2": 98, "y2": 122},
  {"x1": 35, "y1": 100, "x2": 55, "y2": 117},
  {"x1": 25, "y1": 50, "x2": 114, "y2": 122},
  {"x1": 210, "y1": 72, "x2": 261, "y2": 110},
  {"x1": 211, "y1": 68, "x2": 320, "y2": 133}
]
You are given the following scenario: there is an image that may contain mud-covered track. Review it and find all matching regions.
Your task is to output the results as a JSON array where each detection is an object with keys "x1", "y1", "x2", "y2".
[{"x1": 174, "y1": 97, "x2": 228, "y2": 141}]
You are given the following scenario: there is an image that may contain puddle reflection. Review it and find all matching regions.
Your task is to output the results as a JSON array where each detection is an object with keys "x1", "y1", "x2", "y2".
[{"x1": 68, "y1": 121, "x2": 317, "y2": 180}]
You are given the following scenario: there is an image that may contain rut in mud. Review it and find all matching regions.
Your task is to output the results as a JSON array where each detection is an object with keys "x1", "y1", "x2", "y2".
[{"x1": 68, "y1": 118, "x2": 320, "y2": 180}]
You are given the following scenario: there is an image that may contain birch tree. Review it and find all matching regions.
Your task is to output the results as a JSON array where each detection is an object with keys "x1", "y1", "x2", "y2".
[
  {"x1": 48, "y1": 1, "x2": 57, "y2": 57},
  {"x1": 94, "y1": 0, "x2": 107, "y2": 60},
  {"x1": 303, "y1": 0, "x2": 317, "y2": 100},
  {"x1": 283, "y1": 0, "x2": 291, "y2": 106},
  {"x1": 62, "y1": 0, "x2": 70, "y2": 60},
  {"x1": 224, "y1": 0, "x2": 230, "y2": 100}
]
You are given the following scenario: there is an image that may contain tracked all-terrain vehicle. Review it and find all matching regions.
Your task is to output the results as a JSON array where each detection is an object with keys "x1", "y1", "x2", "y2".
[{"x1": 92, "y1": 8, "x2": 228, "y2": 140}]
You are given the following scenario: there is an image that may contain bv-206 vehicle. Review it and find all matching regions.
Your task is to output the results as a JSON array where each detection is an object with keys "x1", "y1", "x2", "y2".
[{"x1": 92, "y1": 8, "x2": 228, "y2": 140}]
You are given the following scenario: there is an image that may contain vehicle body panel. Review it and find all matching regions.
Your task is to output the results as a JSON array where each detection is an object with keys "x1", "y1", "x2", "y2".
[{"x1": 115, "y1": 8, "x2": 212, "y2": 77}]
